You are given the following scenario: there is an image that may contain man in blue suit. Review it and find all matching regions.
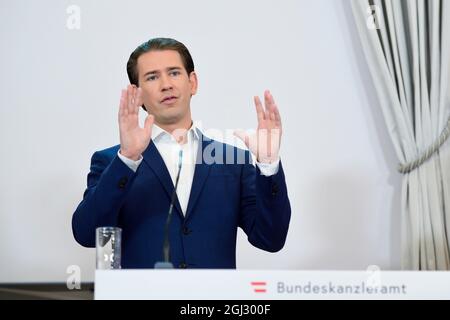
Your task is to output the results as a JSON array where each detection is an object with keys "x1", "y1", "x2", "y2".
[{"x1": 72, "y1": 38, "x2": 291, "y2": 269}]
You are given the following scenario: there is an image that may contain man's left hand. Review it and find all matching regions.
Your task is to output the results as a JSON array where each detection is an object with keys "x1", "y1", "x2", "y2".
[{"x1": 234, "y1": 90, "x2": 282, "y2": 164}]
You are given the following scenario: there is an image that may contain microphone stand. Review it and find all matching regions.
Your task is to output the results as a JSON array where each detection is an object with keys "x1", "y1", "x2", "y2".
[{"x1": 154, "y1": 149, "x2": 183, "y2": 269}]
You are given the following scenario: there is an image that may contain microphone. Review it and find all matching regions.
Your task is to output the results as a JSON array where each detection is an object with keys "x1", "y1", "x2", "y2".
[{"x1": 154, "y1": 149, "x2": 183, "y2": 269}]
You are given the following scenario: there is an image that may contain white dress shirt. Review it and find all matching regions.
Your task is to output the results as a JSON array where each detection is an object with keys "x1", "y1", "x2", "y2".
[{"x1": 118, "y1": 122, "x2": 280, "y2": 216}]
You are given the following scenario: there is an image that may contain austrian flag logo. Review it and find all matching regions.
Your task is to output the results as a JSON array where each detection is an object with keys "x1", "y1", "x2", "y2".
[{"x1": 251, "y1": 281, "x2": 267, "y2": 293}]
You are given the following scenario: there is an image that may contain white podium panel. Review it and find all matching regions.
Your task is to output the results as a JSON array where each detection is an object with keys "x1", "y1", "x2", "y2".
[{"x1": 95, "y1": 270, "x2": 450, "y2": 300}]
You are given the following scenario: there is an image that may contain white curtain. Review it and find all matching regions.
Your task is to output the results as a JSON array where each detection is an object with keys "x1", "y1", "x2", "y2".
[{"x1": 351, "y1": 0, "x2": 450, "y2": 270}]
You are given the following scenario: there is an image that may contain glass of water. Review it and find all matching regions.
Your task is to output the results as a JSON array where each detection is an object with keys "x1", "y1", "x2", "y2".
[{"x1": 96, "y1": 227, "x2": 122, "y2": 269}]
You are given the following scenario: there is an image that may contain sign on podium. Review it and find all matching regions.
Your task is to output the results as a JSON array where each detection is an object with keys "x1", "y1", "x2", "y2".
[{"x1": 95, "y1": 269, "x2": 450, "y2": 300}]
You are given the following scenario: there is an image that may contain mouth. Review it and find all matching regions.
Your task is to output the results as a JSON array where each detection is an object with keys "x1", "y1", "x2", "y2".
[{"x1": 161, "y1": 96, "x2": 178, "y2": 105}]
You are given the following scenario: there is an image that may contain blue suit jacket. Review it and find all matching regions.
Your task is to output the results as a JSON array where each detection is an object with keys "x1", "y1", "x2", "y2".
[{"x1": 72, "y1": 133, "x2": 291, "y2": 269}]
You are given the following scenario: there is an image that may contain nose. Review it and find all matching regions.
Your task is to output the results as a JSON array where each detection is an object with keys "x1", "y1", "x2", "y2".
[{"x1": 160, "y1": 74, "x2": 173, "y2": 92}]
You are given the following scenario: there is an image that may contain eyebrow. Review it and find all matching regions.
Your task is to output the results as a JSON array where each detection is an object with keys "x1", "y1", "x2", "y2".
[{"x1": 143, "y1": 67, "x2": 182, "y2": 78}]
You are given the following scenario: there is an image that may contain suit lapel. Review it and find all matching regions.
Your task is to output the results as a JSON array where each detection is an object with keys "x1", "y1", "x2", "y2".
[{"x1": 142, "y1": 141, "x2": 183, "y2": 218}]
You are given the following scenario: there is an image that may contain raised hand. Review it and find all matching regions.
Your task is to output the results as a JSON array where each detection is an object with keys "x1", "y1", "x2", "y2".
[
  {"x1": 118, "y1": 85, "x2": 154, "y2": 161},
  {"x1": 234, "y1": 90, "x2": 282, "y2": 163}
]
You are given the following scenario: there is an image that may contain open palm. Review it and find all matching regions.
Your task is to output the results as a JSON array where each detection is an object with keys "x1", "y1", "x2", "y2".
[
  {"x1": 234, "y1": 90, "x2": 282, "y2": 163},
  {"x1": 118, "y1": 85, "x2": 154, "y2": 161}
]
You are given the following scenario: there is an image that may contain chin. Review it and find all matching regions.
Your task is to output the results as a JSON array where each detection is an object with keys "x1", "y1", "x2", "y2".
[{"x1": 160, "y1": 113, "x2": 184, "y2": 125}]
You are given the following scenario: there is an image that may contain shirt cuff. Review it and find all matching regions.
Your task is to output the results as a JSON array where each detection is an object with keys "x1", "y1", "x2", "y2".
[
  {"x1": 117, "y1": 150, "x2": 143, "y2": 173},
  {"x1": 255, "y1": 157, "x2": 280, "y2": 176}
]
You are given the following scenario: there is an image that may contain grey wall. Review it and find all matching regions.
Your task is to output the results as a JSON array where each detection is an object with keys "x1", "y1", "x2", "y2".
[{"x1": 0, "y1": 0, "x2": 401, "y2": 283}]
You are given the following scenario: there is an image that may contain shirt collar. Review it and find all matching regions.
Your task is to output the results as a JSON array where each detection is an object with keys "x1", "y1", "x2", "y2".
[{"x1": 151, "y1": 120, "x2": 201, "y2": 143}]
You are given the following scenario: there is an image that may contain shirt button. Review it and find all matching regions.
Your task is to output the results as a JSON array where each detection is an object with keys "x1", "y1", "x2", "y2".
[
  {"x1": 179, "y1": 263, "x2": 187, "y2": 269},
  {"x1": 182, "y1": 227, "x2": 191, "y2": 235}
]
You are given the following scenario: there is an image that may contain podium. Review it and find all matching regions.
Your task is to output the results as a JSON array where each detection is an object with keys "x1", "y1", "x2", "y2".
[{"x1": 95, "y1": 269, "x2": 450, "y2": 300}]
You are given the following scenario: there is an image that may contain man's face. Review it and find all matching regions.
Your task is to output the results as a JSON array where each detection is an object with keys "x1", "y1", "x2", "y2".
[{"x1": 137, "y1": 50, "x2": 197, "y2": 126}]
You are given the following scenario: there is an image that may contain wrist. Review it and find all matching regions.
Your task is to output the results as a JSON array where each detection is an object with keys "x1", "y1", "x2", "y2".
[
  {"x1": 119, "y1": 149, "x2": 141, "y2": 161},
  {"x1": 256, "y1": 156, "x2": 279, "y2": 164}
]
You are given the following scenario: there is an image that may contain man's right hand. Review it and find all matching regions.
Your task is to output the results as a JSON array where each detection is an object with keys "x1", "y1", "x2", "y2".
[{"x1": 118, "y1": 85, "x2": 154, "y2": 161}]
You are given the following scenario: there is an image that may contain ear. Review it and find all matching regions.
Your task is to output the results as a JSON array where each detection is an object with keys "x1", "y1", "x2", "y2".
[{"x1": 189, "y1": 71, "x2": 198, "y2": 96}]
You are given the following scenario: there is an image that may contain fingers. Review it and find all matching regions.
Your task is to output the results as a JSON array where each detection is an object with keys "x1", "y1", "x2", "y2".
[
  {"x1": 233, "y1": 130, "x2": 250, "y2": 148},
  {"x1": 255, "y1": 90, "x2": 277, "y2": 124},
  {"x1": 269, "y1": 108, "x2": 275, "y2": 121},
  {"x1": 119, "y1": 85, "x2": 142, "y2": 122},
  {"x1": 273, "y1": 103, "x2": 282, "y2": 128},
  {"x1": 126, "y1": 84, "x2": 139, "y2": 114},
  {"x1": 144, "y1": 114, "x2": 154, "y2": 136},
  {"x1": 127, "y1": 85, "x2": 133, "y2": 113},
  {"x1": 264, "y1": 90, "x2": 282, "y2": 129},
  {"x1": 119, "y1": 86, "x2": 144, "y2": 128},
  {"x1": 119, "y1": 89, "x2": 128, "y2": 121},
  {"x1": 264, "y1": 90, "x2": 272, "y2": 119},
  {"x1": 135, "y1": 87, "x2": 143, "y2": 109},
  {"x1": 254, "y1": 96, "x2": 265, "y2": 123},
  {"x1": 267, "y1": 91, "x2": 274, "y2": 121}
]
